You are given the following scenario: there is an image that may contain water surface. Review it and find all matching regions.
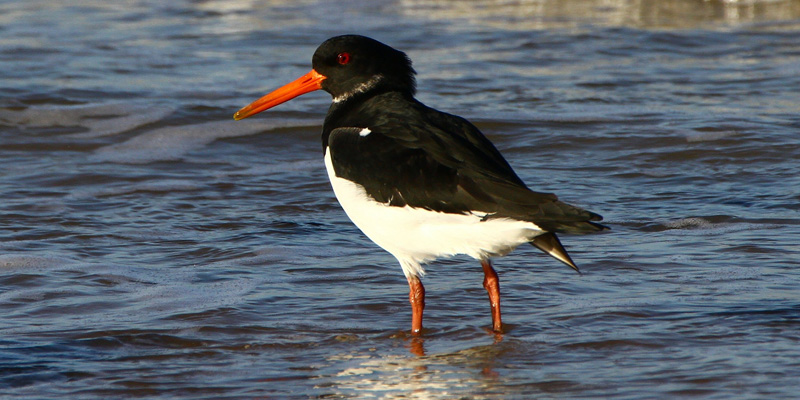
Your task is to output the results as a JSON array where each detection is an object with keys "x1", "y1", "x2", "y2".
[{"x1": 1, "y1": 1, "x2": 799, "y2": 398}]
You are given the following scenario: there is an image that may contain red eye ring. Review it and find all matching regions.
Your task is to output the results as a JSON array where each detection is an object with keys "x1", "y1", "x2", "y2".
[{"x1": 337, "y1": 52, "x2": 351, "y2": 65}]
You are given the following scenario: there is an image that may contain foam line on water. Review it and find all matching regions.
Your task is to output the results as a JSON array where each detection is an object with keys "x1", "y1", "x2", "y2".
[
  {"x1": 684, "y1": 130, "x2": 739, "y2": 143},
  {"x1": 0, "y1": 253, "x2": 76, "y2": 271},
  {"x1": 66, "y1": 179, "x2": 203, "y2": 200},
  {"x1": 0, "y1": 104, "x2": 174, "y2": 138},
  {"x1": 91, "y1": 118, "x2": 313, "y2": 164}
]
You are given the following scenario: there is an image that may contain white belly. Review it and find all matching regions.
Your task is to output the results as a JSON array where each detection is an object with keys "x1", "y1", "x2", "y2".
[{"x1": 323, "y1": 150, "x2": 543, "y2": 278}]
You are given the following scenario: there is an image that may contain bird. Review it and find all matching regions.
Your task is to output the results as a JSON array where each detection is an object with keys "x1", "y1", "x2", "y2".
[{"x1": 233, "y1": 35, "x2": 607, "y2": 334}]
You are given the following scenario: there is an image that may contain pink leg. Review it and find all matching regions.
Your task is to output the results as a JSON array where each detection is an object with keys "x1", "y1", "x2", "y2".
[
  {"x1": 407, "y1": 275, "x2": 425, "y2": 335},
  {"x1": 481, "y1": 259, "x2": 503, "y2": 333}
]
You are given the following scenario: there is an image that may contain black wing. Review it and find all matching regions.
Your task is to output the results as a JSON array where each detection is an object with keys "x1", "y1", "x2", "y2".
[{"x1": 326, "y1": 94, "x2": 605, "y2": 234}]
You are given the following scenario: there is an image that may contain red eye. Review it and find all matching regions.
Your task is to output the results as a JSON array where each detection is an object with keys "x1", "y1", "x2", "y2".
[{"x1": 337, "y1": 52, "x2": 351, "y2": 65}]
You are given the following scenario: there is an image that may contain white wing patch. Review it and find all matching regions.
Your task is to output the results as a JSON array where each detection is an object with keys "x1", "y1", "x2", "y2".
[{"x1": 359, "y1": 128, "x2": 371, "y2": 137}]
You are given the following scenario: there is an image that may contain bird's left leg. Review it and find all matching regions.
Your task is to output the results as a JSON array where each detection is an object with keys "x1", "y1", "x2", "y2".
[{"x1": 481, "y1": 259, "x2": 503, "y2": 333}]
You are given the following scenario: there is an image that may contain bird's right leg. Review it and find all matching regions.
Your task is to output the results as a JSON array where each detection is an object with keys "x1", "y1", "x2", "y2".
[
  {"x1": 481, "y1": 259, "x2": 503, "y2": 333},
  {"x1": 407, "y1": 275, "x2": 425, "y2": 334}
]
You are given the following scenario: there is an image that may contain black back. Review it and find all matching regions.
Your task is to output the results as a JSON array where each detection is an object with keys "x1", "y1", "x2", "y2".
[{"x1": 315, "y1": 35, "x2": 606, "y2": 234}]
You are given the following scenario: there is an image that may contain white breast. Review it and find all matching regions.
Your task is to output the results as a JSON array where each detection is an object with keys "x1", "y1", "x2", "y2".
[{"x1": 323, "y1": 149, "x2": 543, "y2": 278}]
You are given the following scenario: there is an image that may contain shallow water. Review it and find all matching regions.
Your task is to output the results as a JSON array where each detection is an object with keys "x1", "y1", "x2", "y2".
[{"x1": 2, "y1": 0, "x2": 800, "y2": 398}]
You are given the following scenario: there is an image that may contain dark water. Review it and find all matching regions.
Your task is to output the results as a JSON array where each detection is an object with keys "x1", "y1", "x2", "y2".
[{"x1": 2, "y1": 1, "x2": 800, "y2": 398}]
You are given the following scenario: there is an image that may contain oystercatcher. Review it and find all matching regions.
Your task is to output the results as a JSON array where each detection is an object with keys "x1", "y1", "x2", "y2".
[{"x1": 234, "y1": 35, "x2": 606, "y2": 334}]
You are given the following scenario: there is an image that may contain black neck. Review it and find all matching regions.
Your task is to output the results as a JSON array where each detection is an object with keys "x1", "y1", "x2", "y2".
[{"x1": 321, "y1": 86, "x2": 413, "y2": 152}]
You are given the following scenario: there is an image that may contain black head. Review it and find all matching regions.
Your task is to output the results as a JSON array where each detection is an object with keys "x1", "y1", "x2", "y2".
[
  {"x1": 312, "y1": 35, "x2": 416, "y2": 101},
  {"x1": 233, "y1": 35, "x2": 416, "y2": 120}
]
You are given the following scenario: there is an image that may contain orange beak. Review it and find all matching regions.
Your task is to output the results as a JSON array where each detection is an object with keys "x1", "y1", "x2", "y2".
[{"x1": 233, "y1": 69, "x2": 326, "y2": 120}]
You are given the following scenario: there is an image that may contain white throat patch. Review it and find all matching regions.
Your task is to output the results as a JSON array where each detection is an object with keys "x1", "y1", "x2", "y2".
[{"x1": 332, "y1": 75, "x2": 384, "y2": 103}]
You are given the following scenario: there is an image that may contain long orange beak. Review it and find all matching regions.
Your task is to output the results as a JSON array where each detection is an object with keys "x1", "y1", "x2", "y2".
[{"x1": 233, "y1": 69, "x2": 326, "y2": 120}]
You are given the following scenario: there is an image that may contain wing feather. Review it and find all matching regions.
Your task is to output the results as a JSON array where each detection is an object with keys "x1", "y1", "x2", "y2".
[{"x1": 325, "y1": 94, "x2": 606, "y2": 234}]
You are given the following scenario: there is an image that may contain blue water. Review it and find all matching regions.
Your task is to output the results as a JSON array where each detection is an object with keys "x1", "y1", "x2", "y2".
[{"x1": 2, "y1": 1, "x2": 800, "y2": 398}]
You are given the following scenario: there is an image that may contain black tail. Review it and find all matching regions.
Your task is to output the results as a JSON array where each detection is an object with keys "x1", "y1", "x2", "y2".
[{"x1": 531, "y1": 232, "x2": 581, "y2": 274}]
